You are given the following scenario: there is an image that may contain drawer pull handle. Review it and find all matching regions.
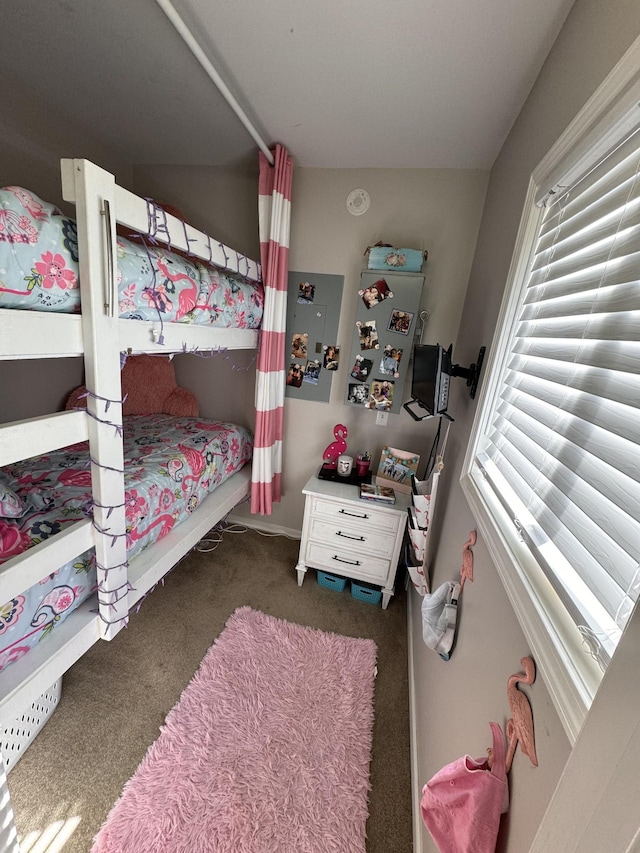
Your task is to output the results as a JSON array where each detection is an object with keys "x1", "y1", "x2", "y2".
[
  {"x1": 333, "y1": 555, "x2": 361, "y2": 567},
  {"x1": 336, "y1": 531, "x2": 365, "y2": 542},
  {"x1": 338, "y1": 509, "x2": 369, "y2": 519}
]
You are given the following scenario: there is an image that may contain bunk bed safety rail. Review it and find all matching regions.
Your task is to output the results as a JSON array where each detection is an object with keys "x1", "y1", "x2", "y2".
[
  {"x1": 0, "y1": 411, "x2": 88, "y2": 468},
  {"x1": 118, "y1": 319, "x2": 259, "y2": 356},
  {"x1": 61, "y1": 159, "x2": 262, "y2": 284},
  {"x1": 0, "y1": 310, "x2": 259, "y2": 360},
  {"x1": 0, "y1": 411, "x2": 93, "y2": 601},
  {"x1": 0, "y1": 310, "x2": 84, "y2": 360},
  {"x1": 0, "y1": 519, "x2": 93, "y2": 607}
]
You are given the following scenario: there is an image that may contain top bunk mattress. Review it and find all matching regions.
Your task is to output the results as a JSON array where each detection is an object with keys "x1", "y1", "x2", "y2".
[{"x1": 0, "y1": 186, "x2": 264, "y2": 328}]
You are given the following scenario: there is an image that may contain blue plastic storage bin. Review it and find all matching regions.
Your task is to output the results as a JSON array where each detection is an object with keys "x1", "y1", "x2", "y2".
[
  {"x1": 317, "y1": 571, "x2": 348, "y2": 592},
  {"x1": 350, "y1": 580, "x2": 383, "y2": 606}
]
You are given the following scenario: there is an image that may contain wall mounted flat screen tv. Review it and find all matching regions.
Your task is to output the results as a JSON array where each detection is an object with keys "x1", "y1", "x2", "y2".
[
  {"x1": 404, "y1": 342, "x2": 486, "y2": 421},
  {"x1": 409, "y1": 343, "x2": 453, "y2": 417}
]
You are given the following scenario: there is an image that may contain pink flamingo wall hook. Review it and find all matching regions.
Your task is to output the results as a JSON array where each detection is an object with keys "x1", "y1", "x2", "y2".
[
  {"x1": 505, "y1": 656, "x2": 538, "y2": 772},
  {"x1": 322, "y1": 424, "x2": 348, "y2": 468},
  {"x1": 459, "y1": 530, "x2": 476, "y2": 593}
]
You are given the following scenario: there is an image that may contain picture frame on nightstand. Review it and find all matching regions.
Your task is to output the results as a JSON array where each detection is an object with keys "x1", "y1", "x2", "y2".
[{"x1": 375, "y1": 446, "x2": 420, "y2": 494}]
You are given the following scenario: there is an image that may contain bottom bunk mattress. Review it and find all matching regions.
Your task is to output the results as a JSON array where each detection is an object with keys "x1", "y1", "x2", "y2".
[{"x1": 0, "y1": 414, "x2": 253, "y2": 672}]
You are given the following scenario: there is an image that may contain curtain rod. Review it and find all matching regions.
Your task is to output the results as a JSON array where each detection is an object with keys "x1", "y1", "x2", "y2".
[{"x1": 155, "y1": 0, "x2": 275, "y2": 166}]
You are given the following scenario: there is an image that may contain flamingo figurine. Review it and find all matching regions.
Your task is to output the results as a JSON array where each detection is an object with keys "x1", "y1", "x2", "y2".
[
  {"x1": 322, "y1": 424, "x2": 348, "y2": 469},
  {"x1": 505, "y1": 655, "x2": 538, "y2": 772},
  {"x1": 459, "y1": 530, "x2": 476, "y2": 592}
]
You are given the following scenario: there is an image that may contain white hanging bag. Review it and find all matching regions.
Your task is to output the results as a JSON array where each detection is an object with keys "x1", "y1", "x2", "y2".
[{"x1": 421, "y1": 580, "x2": 461, "y2": 660}]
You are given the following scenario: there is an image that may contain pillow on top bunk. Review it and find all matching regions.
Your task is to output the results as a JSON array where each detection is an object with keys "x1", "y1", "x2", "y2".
[{"x1": 65, "y1": 355, "x2": 199, "y2": 417}]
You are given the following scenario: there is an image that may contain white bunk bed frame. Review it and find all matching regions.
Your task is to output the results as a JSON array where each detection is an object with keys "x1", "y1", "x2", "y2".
[{"x1": 0, "y1": 158, "x2": 261, "y2": 729}]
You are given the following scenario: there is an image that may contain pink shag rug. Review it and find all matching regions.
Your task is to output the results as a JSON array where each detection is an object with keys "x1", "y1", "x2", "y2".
[{"x1": 91, "y1": 607, "x2": 377, "y2": 853}]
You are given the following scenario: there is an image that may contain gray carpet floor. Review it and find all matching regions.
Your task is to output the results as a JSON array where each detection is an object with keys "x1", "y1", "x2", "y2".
[{"x1": 6, "y1": 525, "x2": 413, "y2": 852}]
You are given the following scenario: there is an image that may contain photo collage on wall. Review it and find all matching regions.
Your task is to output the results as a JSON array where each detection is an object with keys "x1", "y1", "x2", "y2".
[
  {"x1": 346, "y1": 275, "x2": 417, "y2": 413},
  {"x1": 286, "y1": 280, "x2": 340, "y2": 390}
]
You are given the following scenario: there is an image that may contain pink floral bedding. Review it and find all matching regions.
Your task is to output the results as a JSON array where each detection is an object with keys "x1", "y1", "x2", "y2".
[
  {"x1": 0, "y1": 415, "x2": 253, "y2": 672},
  {"x1": 0, "y1": 186, "x2": 263, "y2": 327}
]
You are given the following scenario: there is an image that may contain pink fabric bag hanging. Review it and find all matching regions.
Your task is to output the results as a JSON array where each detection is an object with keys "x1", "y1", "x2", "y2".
[{"x1": 420, "y1": 722, "x2": 509, "y2": 853}]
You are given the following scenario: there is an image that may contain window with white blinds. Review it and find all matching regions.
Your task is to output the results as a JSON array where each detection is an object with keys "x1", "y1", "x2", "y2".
[
  {"x1": 463, "y1": 76, "x2": 640, "y2": 738},
  {"x1": 477, "y1": 127, "x2": 640, "y2": 671}
]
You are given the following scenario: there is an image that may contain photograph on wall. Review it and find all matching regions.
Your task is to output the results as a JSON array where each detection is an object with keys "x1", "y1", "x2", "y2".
[
  {"x1": 356, "y1": 320, "x2": 380, "y2": 350},
  {"x1": 368, "y1": 379, "x2": 394, "y2": 411},
  {"x1": 286, "y1": 362, "x2": 304, "y2": 388},
  {"x1": 347, "y1": 382, "x2": 370, "y2": 406},
  {"x1": 291, "y1": 332, "x2": 308, "y2": 359},
  {"x1": 359, "y1": 277, "x2": 394, "y2": 309},
  {"x1": 388, "y1": 310, "x2": 414, "y2": 335},
  {"x1": 350, "y1": 354, "x2": 374, "y2": 381},
  {"x1": 323, "y1": 344, "x2": 340, "y2": 371},
  {"x1": 375, "y1": 446, "x2": 421, "y2": 494},
  {"x1": 380, "y1": 345, "x2": 402, "y2": 377},
  {"x1": 303, "y1": 359, "x2": 320, "y2": 385},
  {"x1": 297, "y1": 281, "x2": 315, "y2": 304}
]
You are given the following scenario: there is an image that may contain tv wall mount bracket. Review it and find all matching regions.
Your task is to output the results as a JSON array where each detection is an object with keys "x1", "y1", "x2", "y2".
[{"x1": 452, "y1": 345, "x2": 486, "y2": 400}]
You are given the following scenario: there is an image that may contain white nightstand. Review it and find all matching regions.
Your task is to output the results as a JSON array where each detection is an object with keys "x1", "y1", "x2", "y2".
[{"x1": 296, "y1": 474, "x2": 411, "y2": 608}]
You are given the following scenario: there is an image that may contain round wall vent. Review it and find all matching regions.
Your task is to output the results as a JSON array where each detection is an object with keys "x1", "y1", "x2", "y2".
[{"x1": 346, "y1": 188, "x2": 370, "y2": 216}]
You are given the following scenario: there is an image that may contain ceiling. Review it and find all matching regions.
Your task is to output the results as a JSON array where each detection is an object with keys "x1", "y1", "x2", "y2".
[{"x1": 0, "y1": 0, "x2": 574, "y2": 170}]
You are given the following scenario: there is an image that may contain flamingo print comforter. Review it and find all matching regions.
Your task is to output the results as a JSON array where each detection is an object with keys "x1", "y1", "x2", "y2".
[
  {"x1": 0, "y1": 415, "x2": 253, "y2": 673},
  {"x1": 0, "y1": 186, "x2": 263, "y2": 327}
]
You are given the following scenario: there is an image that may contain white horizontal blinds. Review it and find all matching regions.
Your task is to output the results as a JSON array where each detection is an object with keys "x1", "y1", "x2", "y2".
[
  {"x1": 528, "y1": 130, "x2": 640, "y2": 300},
  {"x1": 481, "y1": 127, "x2": 640, "y2": 666}
]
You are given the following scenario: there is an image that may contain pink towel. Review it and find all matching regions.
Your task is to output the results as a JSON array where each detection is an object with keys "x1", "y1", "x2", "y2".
[{"x1": 421, "y1": 722, "x2": 508, "y2": 853}]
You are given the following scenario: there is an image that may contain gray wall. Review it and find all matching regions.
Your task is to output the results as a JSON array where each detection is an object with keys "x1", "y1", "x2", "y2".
[
  {"x1": 0, "y1": 69, "x2": 133, "y2": 211},
  {"x1": 250, "y1": 166, "x2": 489, "y2": 528},
  {"x1": 410, "y1": 2, "x2": 640, "y2": 851},
  {"x1": 0, "y1": 72, "x2": 134, "y2": 424}
]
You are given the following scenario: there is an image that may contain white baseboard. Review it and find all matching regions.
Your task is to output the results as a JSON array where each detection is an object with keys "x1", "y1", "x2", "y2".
[{"x1": 407, "y1": 587, "x2": 424, "y2": 853}]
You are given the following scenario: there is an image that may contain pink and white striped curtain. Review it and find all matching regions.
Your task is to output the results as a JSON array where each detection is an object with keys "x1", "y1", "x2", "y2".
[{"x1": 251, "y1": 144, "x2": 293, "y2": 515}]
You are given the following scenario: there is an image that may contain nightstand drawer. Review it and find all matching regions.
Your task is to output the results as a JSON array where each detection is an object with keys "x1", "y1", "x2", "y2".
[
  {"x1": 305, "y1": 540, "x2": 391, "y2": 584},
  {"x1": 309, "y1": 495, "x2": 401, "y2": 535},
  {"x1": 308, "y1": 517, "x2": 395, "y2": 559}
]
